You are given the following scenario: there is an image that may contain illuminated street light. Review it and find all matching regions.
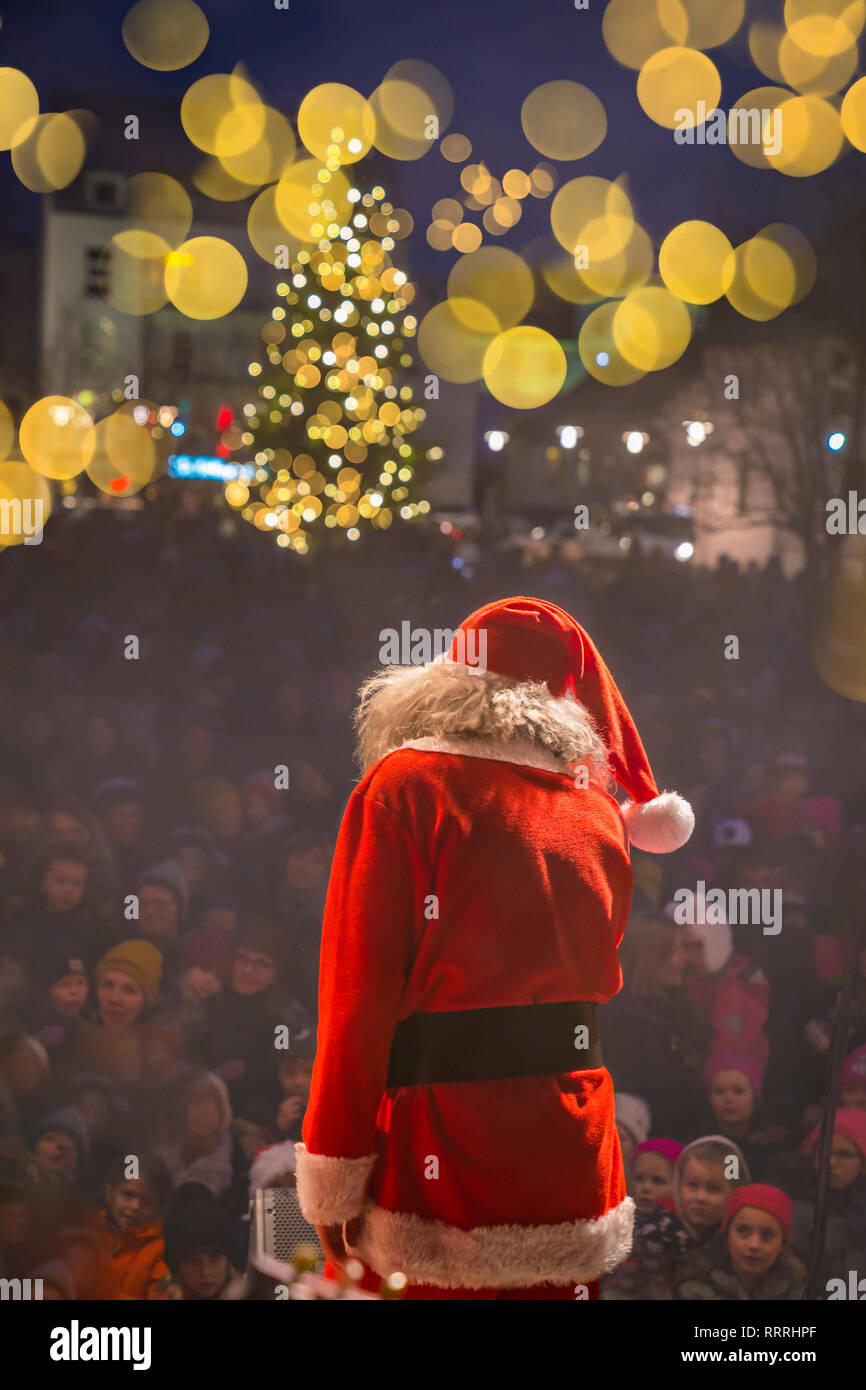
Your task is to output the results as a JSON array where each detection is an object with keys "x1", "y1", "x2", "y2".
[
  {"x1": 557, "y1": 425, "x2": 583, "y2": 450},
  {"x1": 485, "y1": 430, "x2": 509, "y2": 452},
  {"x1": 684, "y1": 419, "x2": 713, "y2": 447},
  {"x1": 827, "y1": 431, "x2": 846, "y2": 451}
]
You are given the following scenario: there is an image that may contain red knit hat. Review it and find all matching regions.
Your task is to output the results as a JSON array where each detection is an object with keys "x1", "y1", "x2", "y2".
[
  {"x1": 801, "y1": 1106, "x2": 866, "y2": 1162},
  {"x1": 446, "y1": 596, "x2": 694, "y2": 853},
  {"x1": 722, "y1": 1184, "x2": 792, "y2": 1241},
  {"x1": 702, "y1": 1049, "x2": 765, "y2": 1101}
]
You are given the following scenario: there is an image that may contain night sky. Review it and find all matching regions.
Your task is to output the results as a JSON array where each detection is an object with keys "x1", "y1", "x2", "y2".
[{"x1": 0, "y1": 0, "x2": 852, "y2": 287}]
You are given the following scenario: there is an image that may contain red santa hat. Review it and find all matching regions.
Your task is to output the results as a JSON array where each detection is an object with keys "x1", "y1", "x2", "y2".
[{"x1": 445, "y1": 595, "x2": 694, "y2": 853}]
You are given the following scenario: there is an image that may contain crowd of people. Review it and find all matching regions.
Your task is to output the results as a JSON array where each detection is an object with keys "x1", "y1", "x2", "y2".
[{"x1": 0, "y1": 498, "x2": 864, "y2": 1300}]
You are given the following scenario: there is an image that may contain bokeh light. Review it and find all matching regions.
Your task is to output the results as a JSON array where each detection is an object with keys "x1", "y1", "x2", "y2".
[
  {"x1": 580, "y1": 220, "x2": 654, "y2": 298},
  {"x1": 247, "y1": 184, "x2": 301, "y2": 265},
  {"x1": 11, "y1": 112, "x2": 86, "y2": 191},
  {"x1": 578, "y1": 301, "x2": 646, "y2": 386},
  {"x1": 613, "y1": 286, "x2": 693, "y2": 370},
  {"x1": 551, "y1": 175, "x2": 634, "y2": 260},
  {"x1": 441, "y1": 133, "x2": 472, "y2": 162},
  {"x1": 181, "y1": 70, "x2": 266, "y2": 158},
  {"x1": 104, "y1": 229, "x2": 171, "y2": 316},
  {"x1": 120, "y1": 172, "x2": 193, "y2": 247},
  {"x1": 520, "y1": 81, "x2": 607, "y2": 160},
  {"x1": 86, "y1": 407, "x2": 159, "y2": 496},
  {"x1": 602, "y1": 0, "x2": 688, "y2": 70},
  {"x1": 765, "y1": 94, "x2": 845, "y2": 176},
  {"x1": 724, "y1": 238, "x2": 795, "y2": 319},
  {"x1": 841, "y1": 75, "x2": 866, "y2": 149},
  {"x1": 756, "y1": 223, "x2": 816, "y2": 304},
  {"x1": 482, "y1": 326, "x2": 567, "y2": 409},
  {"x1": 0, "y1": 460, "x2": 52, "y2": 547},
  {"x1": 219, "y1": 105, "x2": 296, "y2": 186},
  {"x1": 378, "y1": 59, "x2": 454, "y2": 140},
  {"x1": 447, "y1": 246, "x2": 534, "y2": 332},
  {"x1": 165, "y1": 236, "x2": 248, "y2": 319},
  {"x1": 727, "y1": 87, "x2": 791, "y2": 170},
  {"x1": 676, "y1": 0, "x2": 745, "y2": 49},
  {"x1": 659, "y1": 221, "x2": 735, "y2": 304},
  {"x1": 779, "y1": 21, "x2": 858, "y2": 95},
  {"x1": 19, "y1": 397, "x2": 95, "y2": 480},
  {"x1": 418, "y1": 298, "x2": 499, "y2": 382},
  {"x1": 297, "y1": 84, "x2": 375, "y2": 163},
  {"x1": 192, "y1": 156, "x2": 259, "y2": 201},
  {"x1": 637, "y1": 47, "x2": 722, "y2": 130},
  {"x1": 121, "y1": 0, "x2": 209, "y2": 71},
  {"x1": 274, "y1": 158, "x2": 351, "y2": 242},
  {"x1": 0, "y1": 68, "x2": 39, "y2": 150}
]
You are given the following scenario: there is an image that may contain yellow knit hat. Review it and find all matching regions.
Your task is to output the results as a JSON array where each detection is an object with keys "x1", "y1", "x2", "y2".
[{"x1": 95, "y1": 939, "x2": 163, "y2": 1006}]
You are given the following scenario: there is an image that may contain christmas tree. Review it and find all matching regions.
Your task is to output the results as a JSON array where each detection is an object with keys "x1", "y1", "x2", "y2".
[{"x1": 230, "y1": 174, "x2": 431, "y2": 555}]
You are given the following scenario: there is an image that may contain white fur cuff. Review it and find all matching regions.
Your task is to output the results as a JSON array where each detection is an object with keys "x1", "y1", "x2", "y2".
[
  {"x1": 621, "y1": 791, "x2": 694, "y2": 853},
  {"x1": 351, "y1": 1195, "x2": 635, "y2": 1289},
  {"x1": 294, "y1": 1145, "x2": 378, "y2": 1226}
]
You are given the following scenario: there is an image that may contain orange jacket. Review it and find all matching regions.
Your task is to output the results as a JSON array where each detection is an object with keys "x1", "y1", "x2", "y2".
[{"x1": 101, "y1": 1214, "x2": 169, "y2": 1300}]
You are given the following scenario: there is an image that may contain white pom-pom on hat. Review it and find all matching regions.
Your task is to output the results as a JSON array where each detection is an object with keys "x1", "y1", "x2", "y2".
[{"x1": 621, "y1": 792, "x2": 695, "y2": 854}]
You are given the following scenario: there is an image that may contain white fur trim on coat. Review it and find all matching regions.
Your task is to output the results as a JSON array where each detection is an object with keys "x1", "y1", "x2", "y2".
[
  {"x1": 397, "y1": 734, "x2": 572, "y2": 776},
  {"x1": 620, "y1": 792, "x2": 694, "y2": 854},
  {"x1": 294, "y1": 1145, "x2": 378, "y2": 1225},
  {"x1": 349, "y1": 1194, "x2": 635, "y2": 1290}
]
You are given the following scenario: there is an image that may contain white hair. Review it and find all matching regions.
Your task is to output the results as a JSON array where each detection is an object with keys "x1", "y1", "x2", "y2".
[{"x1": 354, "y1": 659, "x2": 612, "y2": 786}]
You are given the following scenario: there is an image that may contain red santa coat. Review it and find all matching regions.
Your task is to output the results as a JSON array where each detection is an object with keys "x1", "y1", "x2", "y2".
[{"x1": 296, "y1": 733, "x2": 636, "y2": 1289}]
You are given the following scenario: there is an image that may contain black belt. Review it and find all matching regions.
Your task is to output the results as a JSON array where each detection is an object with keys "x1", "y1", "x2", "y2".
[{"x1": 386, "y1": 1000, "x2": 602, "y2": 1087}]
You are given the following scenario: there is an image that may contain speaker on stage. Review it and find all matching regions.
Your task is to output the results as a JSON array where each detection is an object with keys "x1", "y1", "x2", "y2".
[{"x1": 249, "y1": 1185, "x2": 322, "y2": 1267}]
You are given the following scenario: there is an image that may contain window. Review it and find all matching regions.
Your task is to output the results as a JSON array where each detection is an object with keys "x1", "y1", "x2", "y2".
[{"x1": 85, "y1": 246, "x2": 111, "y2": 298}]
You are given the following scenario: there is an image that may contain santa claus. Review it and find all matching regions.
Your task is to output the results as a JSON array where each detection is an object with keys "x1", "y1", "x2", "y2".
[{"x1": 295, "y1": 596, "x2": 694, "y2": 1299}]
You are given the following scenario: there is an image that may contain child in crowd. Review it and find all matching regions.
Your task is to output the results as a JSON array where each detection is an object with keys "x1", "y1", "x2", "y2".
[
  {"x1": 155, "y1": 1072, "x2": 235, "y2": 1199},
  {"x1": 631, "y1": 1138, "x2": 683, "y2": 1215},
  {"x1": 602, "y1": 1137, "x2": 686, "y2": 1300},
  {"x1": 274, "y1": 1046, "x2": 314, "y2": 1143},
  {"x1": 158, "y1": 1182, "x2": 242, "y2": 1300},
  {"x1": 788, "y1": 1107, "x2": 866, "y2": 1290},
  {"x1": 43, "y1": 952, "x2": 90, "y2": 1021},
  {"x1": 32, "y1": 1108, "x2": 88, "y2": 1184},
  {"x1": 100, "y1": 1154, "x2": 173, "y2": 1300},
  {"x1": 161, "y1": 926, "x2": 232, "y2": 1049},
  {"x1": 27, "y1": 948, "x2": 93, "y2": 1076},
  {"x1": 3, "y1": 842, "x2": 105, "y2": 964},
  {"x1": 702, "y1": 1051, "x2": 791, "y2": 1180},
  {"x1": 676, "y1": 1184, "x2": 806, "y2": 1300},
  {"x1": 675, "y1": 1135, "x2": 752, "y2": 1248}
]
